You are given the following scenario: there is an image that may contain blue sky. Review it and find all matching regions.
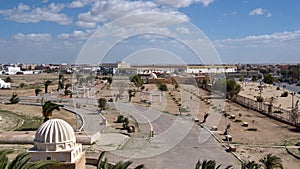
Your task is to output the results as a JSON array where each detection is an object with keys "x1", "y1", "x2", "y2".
[{"x1": 0, "y1": 0, "x2": 299, "y2": 64}]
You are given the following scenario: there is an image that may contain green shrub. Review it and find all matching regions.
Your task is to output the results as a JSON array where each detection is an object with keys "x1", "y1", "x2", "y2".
[
  {"x1": 280, "y1": 92, "x2": 288, "y2": 97},
  {"x1": 117, "y1": 115, "x2": 124, "y2": 123},
  {"x1": 256, "y1": 96, "x2": 264, "y2": 102},
  {"x1": 273, "y1": 110, "x2": 283, "y2": 114},
  {"x1": 159, "y1": 84, "x2": 168, "y2": 91},
  {"x1": 234, "y1": 119, "x2": 243, "y2": 122}
]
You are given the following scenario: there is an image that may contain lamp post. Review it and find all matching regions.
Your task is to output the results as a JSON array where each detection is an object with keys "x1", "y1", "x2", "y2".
[
  {"x1": 258, "y1": 80, "x2": 263, "y2": 111},
  {"x1": 291, "y1": 92, "x2": 296, "y2": 111}
]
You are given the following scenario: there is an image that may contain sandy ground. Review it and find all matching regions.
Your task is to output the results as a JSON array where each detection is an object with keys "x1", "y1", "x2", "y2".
[
  {"x1": 239, "y1": 82, "x2": 300, "y2": 111},
  {"x1": 0, "y1": 73, "x2": 72, "y2": 97}
]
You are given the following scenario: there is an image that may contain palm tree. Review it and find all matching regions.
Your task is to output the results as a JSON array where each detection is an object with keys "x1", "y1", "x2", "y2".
[
  {"x1": 44, "y1": 80, "x2": 52, "y2": 93},
  {"x1": 96, "y1": 151, "x2": 144, "y2": 169},
  {"x1": 259, "y1": 154, "x2": 283, "y2": 169},
  {"x1": 0, "y1": 149, "x2": 56, "y2": 169},
  {"x1": 195, "y1": 159, "x2": 232, "y2": 169},
  {"x1": 242, "y1": 161, "x2": 262, "y2": 169},
  {"x1": 9, "y1": 92, "x2": 20, "y2": 104},
  {"x1": 98, "y1": 98, "x2": 107, "y2": 112},
  {"x1": 42, "y1": 101, "x2": 63, "y2": 122}
]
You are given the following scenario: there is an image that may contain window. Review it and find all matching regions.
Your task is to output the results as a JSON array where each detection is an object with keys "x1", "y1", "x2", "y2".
[{"x1": 46, "y1": 157, "x2": 51, "y2": 160}]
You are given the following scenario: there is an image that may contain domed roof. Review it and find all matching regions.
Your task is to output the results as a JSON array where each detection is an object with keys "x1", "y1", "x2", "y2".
[{"x1": 35, "y1": 119, "x2": 76, "y2": 144}]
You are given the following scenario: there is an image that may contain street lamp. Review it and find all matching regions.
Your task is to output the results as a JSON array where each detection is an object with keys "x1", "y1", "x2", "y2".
[{"x1": 291, "y1": 92, "x2": 296, "y2": 111}]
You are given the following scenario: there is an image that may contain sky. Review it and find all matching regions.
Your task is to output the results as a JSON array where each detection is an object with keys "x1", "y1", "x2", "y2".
[{"x1": 0, "y1": 0, "x2": 299, "y2": 64}]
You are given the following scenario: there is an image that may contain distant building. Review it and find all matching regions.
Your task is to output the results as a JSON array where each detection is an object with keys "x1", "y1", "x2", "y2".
[
  {"x1": 186, "y1": 65, "x2": 237, "y2": 74},
  {"x1": 6, "y1": 66, "x2": 21, "y2": 75}
]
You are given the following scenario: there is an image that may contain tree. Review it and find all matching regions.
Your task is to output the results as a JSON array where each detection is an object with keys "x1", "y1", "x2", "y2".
[
  {"x1": 35, "y1": 88, "x2": 42, "y2": 96},
  {"x1": 64, "y1": 90, "x2": 72, "y2": 97},
  {"x1": 107, "y1": 77, "x2": 113, "y2": 84},
  {"x1": 242, "y1": 161, "x2": 262, "y2": 169},
  {"x1": 57, "y1": 74, "x2": 64, "y2": 91},
  {"x1": 263, "y1": 74, "x2": 274, "y2": 86},
  {"x1": 96, "y1": 151, "x2": 144, "y2": 169},
  {"x1": 44, "y1": 80, "x2": 52, "y2": 93},
  {"x1": 202, "y1": 113, "x2": 209, "y2": 123},
  {"x1": 159, "y1": 83, "x2": 168, "y2": 91},
  {"x1": 98, "y1": 98, "x2": 107, "y2": 111},
  {"x1": 64, "y1": 83, "x2": 72, "y2": 97},
  {"x1": 122, "y1": 117, "x2": 129, "y2": 130},
  {"x1": 226, "y1": 79, "x2": 241, "y2": 99},
  {"x1": 252, "y1": 75, "x2": 258, "y2": 82},
  {"x1": 131, "y1": 74, "x2": 144, "y2": 91},
  {"x1": 195, "y1": 159, "x2": 232, "y2": 169},
  {"x1": 256, "y1": 96, "x2": 264, "y2": 102},
  {"x1": 259, "y1": 154, "x2": 283, "y2": 169},
  {"x1": 42, "y1": 101, "x2": 63, "y2": 122},
  {"x1": 4, "y1": 76, "x2": 12, "y2": 83},
  {"x1": 0, "y1": 149, "x2": 56, "y2": 169},
  {"x1": 9, "y1": 93, "x2": 20, "y2": 104},
  {"x1": 128, "y1": 89, "x2": 136, "y2": 102}
]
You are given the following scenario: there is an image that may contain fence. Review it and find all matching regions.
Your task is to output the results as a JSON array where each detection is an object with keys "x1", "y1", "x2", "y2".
[{"x1": 232, "y1": 95, "x2": 300, "y2": 127}]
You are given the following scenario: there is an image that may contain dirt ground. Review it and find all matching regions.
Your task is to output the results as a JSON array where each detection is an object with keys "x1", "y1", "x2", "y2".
[
  {"x1": 239, "y1": 82, "x2": 300, "y2": 111},
  {"x1": 0, "y1": 73, "x2": 72, "y2": 97}
]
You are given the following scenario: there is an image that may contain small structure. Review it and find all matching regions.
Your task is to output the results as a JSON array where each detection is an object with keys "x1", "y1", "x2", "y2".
[
  {"x1": 242, "y1": 122, "x2": 248, "y2": 127},
  {"x1": 29, "y1": 119, "x2": 85, "y2": 169},
  {"x1": 0, "y1": 78, "x2": 11, "y2": 89}
]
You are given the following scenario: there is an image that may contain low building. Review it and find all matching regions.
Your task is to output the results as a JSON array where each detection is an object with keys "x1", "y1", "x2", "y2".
[
  {"x1": 6, "y1": 66, "x2": 21, "y2": 75},
  {"x1": 186, "y1": 65, "x2": 237, "y2": 74}
]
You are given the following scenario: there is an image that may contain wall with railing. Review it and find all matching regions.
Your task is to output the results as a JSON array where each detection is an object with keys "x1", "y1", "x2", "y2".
[{"x1": 232, "y1": 95, "x2": 300, "y2": 127}]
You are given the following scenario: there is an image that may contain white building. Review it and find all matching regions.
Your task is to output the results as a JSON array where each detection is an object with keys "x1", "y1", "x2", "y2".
[
  {"x1": 29, "y1": 119, "x2": 85, "y2": 169},
  {"x1": 186, "y1": 65, "x2": 237, "y2": 74},
  {"x1": 6, "y1": 66, "x2": 21, "y2": 75},
  {"x1": 0, "y1": 78, "x2": 11, "y2": 89}
]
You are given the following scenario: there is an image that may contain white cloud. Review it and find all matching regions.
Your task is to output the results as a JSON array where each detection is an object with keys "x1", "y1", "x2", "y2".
[
  {"x1": 75, "y1": 0, "x2": 159, "y2": 28},
  {"x1": 12, "y1": 33, "x2": 52, "y2": 42},
  {"x1": 249, "y1": 8, "x2": 272, "y2": 17},
  {"x1": 215, "y1": 30, "x2": 300, "y2": 48},
  {"x1": 75, "y1": 0, "x2": 189, "y2": 28},
  {"x1": 69, "y1": 0, "x2": 94, "y2": 8},
  {"x1": 76, "y1": 20, "x2": 97, "y2": 28},
  {"x1": 0, "y1": 3, "x2": 72, "y2": 25},
  {"x1": 155, "y1": 0, "x2": 214, "y2": 8},
  {"x1": 176, "y1": 27, "x2": 190, "y2": 34},
  {"x1": 58, "y1": 30, "x2": 94, "y2": 40}
]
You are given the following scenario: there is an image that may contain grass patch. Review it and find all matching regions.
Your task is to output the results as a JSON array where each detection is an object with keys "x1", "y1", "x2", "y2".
[
  {"x1": 16, "y1": 116, "x2": 43, "y2": 131},
  {"x1": 0, "y1": 109, "x2": 43, "y2": 131},
  {"x1": 246, "y1": 128, "x2": 258, "y2": 131}
]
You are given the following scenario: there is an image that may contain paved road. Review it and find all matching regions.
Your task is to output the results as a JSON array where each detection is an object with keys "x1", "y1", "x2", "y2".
[{"x1": 105, "y1": 103, "x2": 240, "y2": 169}]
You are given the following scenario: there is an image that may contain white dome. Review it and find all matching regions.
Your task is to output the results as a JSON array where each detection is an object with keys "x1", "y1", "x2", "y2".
[{"x1": 34, "y1": 119, "x2": 76, "y2": 151}]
